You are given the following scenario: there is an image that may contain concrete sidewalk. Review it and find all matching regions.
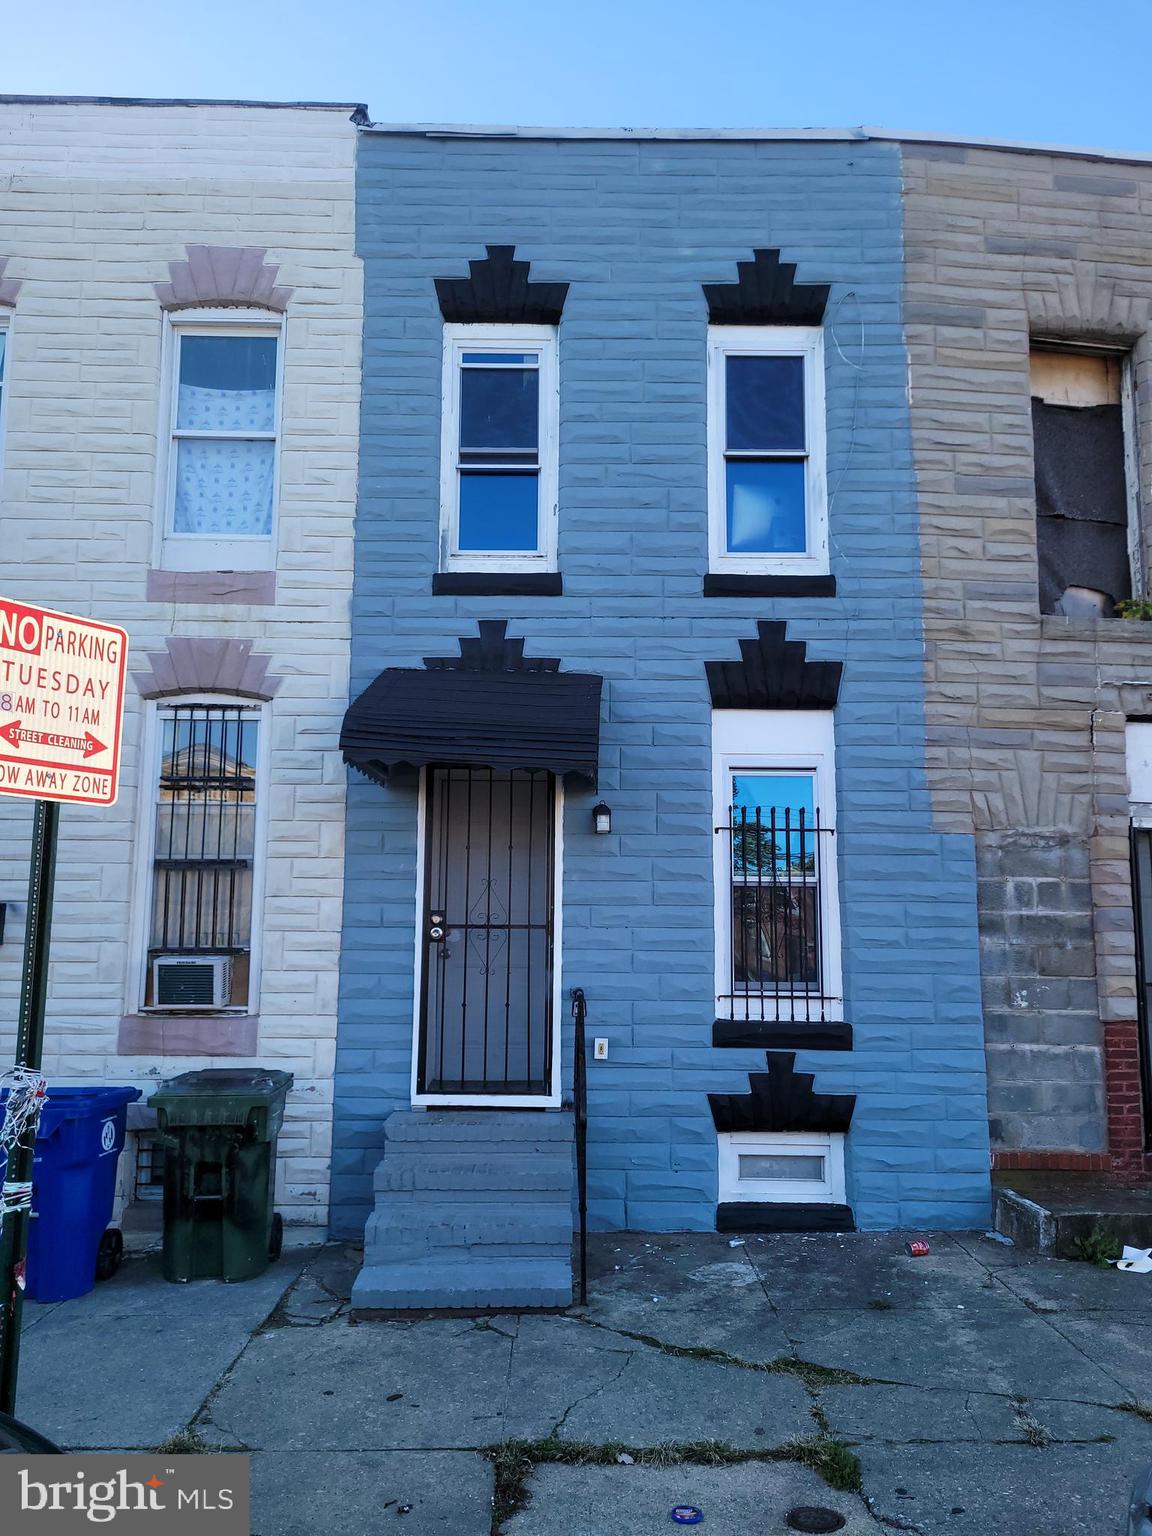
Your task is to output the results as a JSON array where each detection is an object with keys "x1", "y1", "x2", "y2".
[{"x1": 14, "y1": 1231, "x2": 1152, "y2": 1533}]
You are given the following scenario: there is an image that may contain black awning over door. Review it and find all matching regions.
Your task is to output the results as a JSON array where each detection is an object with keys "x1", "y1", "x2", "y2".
[{"x1": 340, "y1": 664, "x2": 603, "y2": 785}]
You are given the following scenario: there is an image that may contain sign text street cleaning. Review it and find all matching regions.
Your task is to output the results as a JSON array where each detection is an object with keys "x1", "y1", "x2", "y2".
[{"x1": 0, "y1": 597, "x2": 129, "y2": 806}]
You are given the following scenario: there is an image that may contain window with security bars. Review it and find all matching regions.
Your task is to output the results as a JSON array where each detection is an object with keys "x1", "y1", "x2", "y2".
[
  {"x1": 142, "y1": 703, "x2": 260, "y2": 1010},
  {"x1": 720, "y1": 769, "x2": 835, "y2": 1023}
]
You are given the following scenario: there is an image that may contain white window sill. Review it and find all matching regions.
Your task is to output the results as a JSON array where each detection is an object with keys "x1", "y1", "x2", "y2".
[
  {"x1": 710, "y1": 558, "x2": 830, "y2": 577},
  {"x1": 160, "y1": 536, "x2": 275, "y2": 573}
]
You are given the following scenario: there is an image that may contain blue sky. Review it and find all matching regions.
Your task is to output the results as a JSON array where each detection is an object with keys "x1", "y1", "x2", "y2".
[{"x1": 5, "y1": 0, "x2": 1152, "y2": 155}]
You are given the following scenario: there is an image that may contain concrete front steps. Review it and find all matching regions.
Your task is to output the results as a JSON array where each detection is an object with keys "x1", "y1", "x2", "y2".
[
  {"x1": 994, "y1": 1171, "x2": 1152, "y2": 1257},
  {"x1": 351, "y1": 1109, "x2": 575, "y2": 1312}
]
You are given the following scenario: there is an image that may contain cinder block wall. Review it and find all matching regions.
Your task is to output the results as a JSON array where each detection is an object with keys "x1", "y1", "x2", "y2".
[
  {"x1": 0, "y1": 101, "x2": 363, "y2": 1224},
  {"x1": 333, "y1": 132, "x2": 991, "y2": 1238},
  {"x1": 902, "y1": 141, "x2": 1152, "y2": 1162}
]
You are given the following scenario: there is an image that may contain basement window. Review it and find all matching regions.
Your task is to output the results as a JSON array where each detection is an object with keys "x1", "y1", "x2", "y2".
[
  {"x1": 1031, "y1": 346, "x2": 1137, "y2": 616},
  {"x1": 717, "y1": 1131, "x2": 845, "y2": 1204}
]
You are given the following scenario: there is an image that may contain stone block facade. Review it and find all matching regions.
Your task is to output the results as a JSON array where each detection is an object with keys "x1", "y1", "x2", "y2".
[
  {"x1": 333, "y1": 130, "x2": 992, "y2": 1239},
  {"x1": 901, "y1": 140, "x2": 1152, "y2": 1164},
  {"x1": 0, "y1": 100, "x2": 363, "y2": 1224}
]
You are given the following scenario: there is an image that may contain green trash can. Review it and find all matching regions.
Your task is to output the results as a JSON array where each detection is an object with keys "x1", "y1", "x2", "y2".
[{"x1": 148, "y1": 1068, "x2": 293, "y2": 1283}]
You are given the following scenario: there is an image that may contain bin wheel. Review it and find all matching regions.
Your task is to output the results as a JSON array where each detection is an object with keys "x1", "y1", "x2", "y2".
[
  {"x1": 95, "y1": 1228, "x2": 124, "y2": 1283},
  {"x1": 268, "y1": 1212, "x2": 284, "y2": 1264}
]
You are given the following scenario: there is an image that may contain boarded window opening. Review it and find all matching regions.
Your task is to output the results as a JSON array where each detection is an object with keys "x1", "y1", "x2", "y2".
[{"x1": 1031, "y1": 347, "x2": 1133, "y2": 616}]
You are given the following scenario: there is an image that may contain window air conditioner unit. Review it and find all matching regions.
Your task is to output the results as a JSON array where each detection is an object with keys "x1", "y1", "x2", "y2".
[{"x1": 152, "y1": 955, "x2": 233, "y2": 1009}]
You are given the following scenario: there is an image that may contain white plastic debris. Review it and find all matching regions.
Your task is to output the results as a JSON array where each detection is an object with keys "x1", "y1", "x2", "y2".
[
  {"x1": 983, "y1": 1230, "x2": 1015, "y2": 1246},
  {"x1": 1111, "y1": 1246, "x2": 1152, "y2": 1274},
  {"x1": 728, "y1": 1238, "x2": 745, "y2": 1248},
  {"x1": 616, "y1": 1453, "x2": 635, "y2": 1465}
]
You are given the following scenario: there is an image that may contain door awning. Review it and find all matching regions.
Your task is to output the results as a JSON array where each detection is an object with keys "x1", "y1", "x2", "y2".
[{"x1": 340, "y1": 622, "x2": 603, "y2": 786}]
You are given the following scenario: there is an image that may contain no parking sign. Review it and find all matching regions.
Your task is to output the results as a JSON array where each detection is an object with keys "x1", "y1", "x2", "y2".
[{"x1": 0, "y1": 596, "x2": 129, "y2": 807}]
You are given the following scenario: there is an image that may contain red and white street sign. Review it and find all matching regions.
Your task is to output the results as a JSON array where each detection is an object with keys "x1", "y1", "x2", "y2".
[{"x1": 0, "y1": 597, "x2": 129, "y2": 806}]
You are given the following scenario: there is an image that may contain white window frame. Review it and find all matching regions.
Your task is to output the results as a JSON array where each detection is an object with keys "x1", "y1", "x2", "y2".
[
  {"x1": 154, "y1": 308, "x2": 285, "y2": 572},
  {"x1": 711, "y1": 709, "x2": 842, "y2": 1023},
  {"x1": 439, "y1": 323, "x2": 559, "y2": 572},
  {"x1": 718, "y1": 1130, "x2": 846, "y2": 1204},
  {"x1": 126, "y1": 693, "x2": 271, "y2": 1016},
  {"x1": 707, "y1": 324, "x2": 828, "y2": 575}
]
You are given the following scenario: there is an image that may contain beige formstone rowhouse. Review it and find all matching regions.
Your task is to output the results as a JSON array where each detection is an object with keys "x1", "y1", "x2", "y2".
[{"x1": 901, "y1": 137, "x2": 1152, "y2": 1165}]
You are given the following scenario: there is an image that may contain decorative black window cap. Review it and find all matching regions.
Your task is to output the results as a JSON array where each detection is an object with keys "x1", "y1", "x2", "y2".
[
  {"x1": 432, "y1": 572, "x2": 563, "y2": 597},
  {"x1": 706, "y1": 621, "x2": 843, "y2": 711},
  {"x1": 704, "y1": 574, "x2": 837, "y2": 599},
  {"x1": 435, "y1": 245, "x2": 568, "y2": 326},
  {"x1": 713, "y1": 1020, "x2": 853, "y2": 1052},
  {"x1": 708, "y1": 1051, "x2": 856, "y2": 1134},
  {"x1": 704, "y1": 248, "x2": 830, "y2": 327},
  {"x1": 716, "y1": 1203, "x2": 855, "y2": 1234}
]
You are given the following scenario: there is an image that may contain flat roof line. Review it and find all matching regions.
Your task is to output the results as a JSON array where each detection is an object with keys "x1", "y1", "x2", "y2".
[
  {"x1": 358, "y1": 119, "x2": 1152, "y2": 165},
  {"x1": 865, "y1": 125, "x2": 1152, "y2": 168},
  {"x1": 5, "y1": 102, "x2": 1149, "y2": 165},
  {"x1": 358, "y1": 121, "x2": 871, "y2": 142},
  {"x1": 0, "y1": 95, "x2": 369, "y2": 121}
]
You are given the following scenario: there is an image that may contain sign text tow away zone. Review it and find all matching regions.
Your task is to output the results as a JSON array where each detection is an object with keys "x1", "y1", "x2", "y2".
[{"x1": 0, "y1": 597, "x2": 129, "y2": 806}]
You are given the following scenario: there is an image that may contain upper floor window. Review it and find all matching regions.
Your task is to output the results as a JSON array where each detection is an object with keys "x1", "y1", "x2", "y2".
[
  {"x1": 158, "y1": 312, "x2": 282, "y2": 571},
  {"x1": 440, "y1": 325, "x2": 558, "y2": 571},
  {"x1": 136, "y1": 699, "x2": 265, "y2": 1013},
  {"x1": 1031, "y1": 344, "x2": 1136, "y2": 617},
  {"x1": 712, "y1": 709, "x2": 841, "y2": 1024},
  {"x1": 707, "y1": 326, "x2": 827, "y2": 575}
]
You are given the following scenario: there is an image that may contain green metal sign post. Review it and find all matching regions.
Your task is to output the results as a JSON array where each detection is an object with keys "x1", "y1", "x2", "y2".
[{"x1": 0, "y1": 798, "x2": 60, "y2": 1415}]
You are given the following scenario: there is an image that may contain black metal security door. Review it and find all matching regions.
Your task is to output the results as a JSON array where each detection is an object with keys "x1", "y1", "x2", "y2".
[{"x1": 419, "y1": 766, "x2": 556, "y2": 1096}]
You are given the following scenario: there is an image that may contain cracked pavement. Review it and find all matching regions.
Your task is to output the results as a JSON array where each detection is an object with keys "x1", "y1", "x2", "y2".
[{"x1": 14, "y1": 1230, "x2": 1152, "y2": 1532}]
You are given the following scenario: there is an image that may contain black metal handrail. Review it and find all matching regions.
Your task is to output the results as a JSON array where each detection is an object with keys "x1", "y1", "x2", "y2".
[{"x1": 571, "y1": 986, "x2": 589, "y2": 1306}]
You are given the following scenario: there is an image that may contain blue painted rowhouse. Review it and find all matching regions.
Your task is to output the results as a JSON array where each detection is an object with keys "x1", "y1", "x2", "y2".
[{"x1": 334, "y1": 128, "x2": 991, "y2": 1308}]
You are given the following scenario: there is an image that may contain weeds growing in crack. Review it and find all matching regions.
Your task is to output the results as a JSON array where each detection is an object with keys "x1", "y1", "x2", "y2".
[
  {"x1": 1009, "y1": 1399, "x2": 1052, "y2": 1448},
  {"x1": 1072, "y1": 1226, "x2": 1122, "y2": 1268},
  {"x1": 868, "y1": 1298, "x2": 893, "y2": 1310},
  {"x1": 153, "y1": 1428, "x2": 209, "y2": 1455},
  {"x1": 482, "y1": 1434, "x2": 862, "y2": 1533},
  {"x1": 1119, "y1": 1399, "x2": 1152, "y2": 1422}
]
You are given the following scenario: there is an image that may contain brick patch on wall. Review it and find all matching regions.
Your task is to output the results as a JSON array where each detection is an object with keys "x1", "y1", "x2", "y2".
[
  {"x1": 992, "y1": 1150, "x2": 1112, "y2": 1172},
  {"x1": 1103, "y1": 1018, "x2": 1146, "y2": 1171}
]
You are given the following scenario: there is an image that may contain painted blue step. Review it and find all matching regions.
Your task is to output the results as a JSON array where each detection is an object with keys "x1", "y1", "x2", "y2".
[
  {"x1": 353, "y1": 1108, "x2": 577, "y2": 1313},
  {"x1": 364, "y1": 1201, "x2": 572, "y2": 1262},
  {"x1": 375, "y1": 1149, "x2": 572, "y2": 1194},
  {"x1": 352, "y1": 1256, "x2": 573, "y2": 1312},
  {"x1": 385, "y1": 1110, "x2": 573, "y2": 1144}
]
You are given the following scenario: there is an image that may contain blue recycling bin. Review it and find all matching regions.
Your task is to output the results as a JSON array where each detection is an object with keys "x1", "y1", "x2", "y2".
[{"x1": 3, "y1": 1086, "x2": 141, "y2": 1303}]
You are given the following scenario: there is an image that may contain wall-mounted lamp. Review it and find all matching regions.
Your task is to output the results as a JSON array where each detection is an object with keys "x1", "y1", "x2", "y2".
[{"x1": 592, "y1": 802, "x2": 612, "y2": 835}]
